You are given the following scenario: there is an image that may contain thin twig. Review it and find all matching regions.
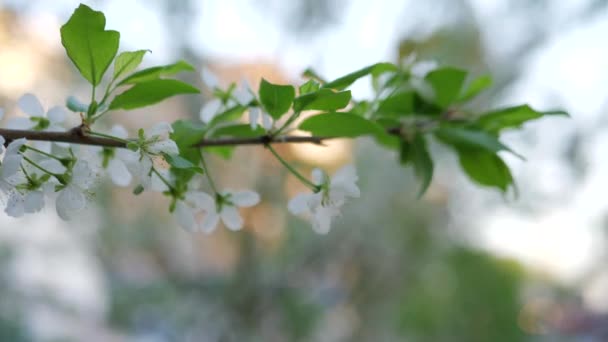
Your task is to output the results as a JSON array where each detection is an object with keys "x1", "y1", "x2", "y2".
[{"x1": 0, "y1": 128, "x2": 346, "y2": 149}]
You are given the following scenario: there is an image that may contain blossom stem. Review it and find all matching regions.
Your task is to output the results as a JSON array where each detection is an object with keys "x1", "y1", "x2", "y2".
[
  {"x1": 198, "y1": 150, "x2": 219, "y2": 194},
  {"x1": 265, "y1": 144, "x2": 319, "y2": 191},
  {"x1": 151, "y1": 167, "x2": 175, "y2": 192},
  {"x1": 22, "y1": 155, "x2": 61, "y2": 178},
  {"x1": 24, "y1": 145, "x2": 63, "y2": 161}
]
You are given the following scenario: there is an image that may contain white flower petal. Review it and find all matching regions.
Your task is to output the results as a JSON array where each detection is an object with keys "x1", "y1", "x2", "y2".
[
  {"x1": 56, "y1": 186, "x2": 85, "y2": 220},
  {"x1": 148, "y1": 139, "x2": 179, "y2": 155},
  {"x1": 249, "y1": 107, "x2": 260, "y2": 129},
  {"x1": 174, "y1": 201, "x2": 196, "y2": 232},
  {"x1": 47, "y1": 106, "x2": 67, "y2": 123},
  {"x1": 201, "y1": 212, "x2": 220, "y2": 233},
  {"x1": 17, "y1": 93, "x2": 44, "y2": 117},
  {"x1": 148, "y1": 122, "x2": 173, "y2": 139},
  {"x1": 199, "y1": 99, "x2": 222, "y2": 123},
  {"x1": 288, "y1": 193, "x2": 312, "y2": 215},
  {"x1": 33, "y1": 141, "x2": 52, "y2": 154},
  {"x1": 233, "y1": 86, "x2": 254, "y2": 105},
  {"x1": 72, "y1": 160, "x2": 95, "y2": 189},
  {"x1": 108, "y1": 159, "x2": 132, "y2": 187},
  {"x1": 230, "y1": 190, "x2": 260, "y2": 207},
  {"x1": 24, "y1": 191, "x2": 44, "y2": 213},
  {"x1": 5, "y1": 192, "x2": 24, "y2": 217},
  {"x1": 220, "y1": 205, "x2": 243, "y2": 230},
  {"x1": 39, "y1": 159, "x2": 66, "y2": 174},
  {"x1": 6, "y1": 138, "x2": 27, "y2": 155},
  {"x1": 186, "y1": 191, "x2": 215, "y2": 211},
  {"x1": 311, "y1": 206, "x2": 337, "y2": 234},
  {"x1": 2, "y1": 155, "x2": 22, "y2": 179},
  {"x1": 262, "y1": 113, "x2": 273, "y2": 130},
  {"x1": 332, "y1": 164, "x2": 358, "y2": 184},
  {"x1": 201, "y1": 67, "x2": 220, "y2": 89},
  {"x1": 6, "y1": 117, "x2": 35, "y2": 130},
  {"x1": 111, "y1": 125, "x2": 129, "y2": 139},
  {"x1": 312, "y1": 168, "x2": 325, "y2": 186}
]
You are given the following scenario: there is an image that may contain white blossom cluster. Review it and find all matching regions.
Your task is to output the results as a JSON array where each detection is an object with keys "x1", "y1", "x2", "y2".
[{"x1": 0, "y1": 73, "x2": 361, "y2": 234}]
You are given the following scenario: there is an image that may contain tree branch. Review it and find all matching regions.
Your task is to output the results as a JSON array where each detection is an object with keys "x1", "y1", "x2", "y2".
[{"x1": 0, "y1": 127, "x2": 337, "y2": 149}]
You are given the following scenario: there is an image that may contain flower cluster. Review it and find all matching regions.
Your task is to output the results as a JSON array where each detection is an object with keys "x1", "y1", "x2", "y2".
[{"x1": 0, "y1": 84, "x2": 361, "y2": 234}]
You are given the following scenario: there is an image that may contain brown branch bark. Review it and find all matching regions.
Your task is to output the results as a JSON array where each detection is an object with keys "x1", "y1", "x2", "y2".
[{"x1": 0, "y1": 128, "x2": 337, "y2": 149}]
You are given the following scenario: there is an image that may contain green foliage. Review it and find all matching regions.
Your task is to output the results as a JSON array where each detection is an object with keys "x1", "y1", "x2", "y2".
[
  {"x1": 299, "y1": 112, "x2": 383, "y2": 137},
  {"x1": 60, "y1": 4, "x2": 119, "y2": 86},
  {"x1": 323, "y1": 62, "x2": 398, "y2": 90},
  {"x1": 117, "y1": 60, "x2": 195, "y2": 85},
  {"x1": 259, "y1": 79, "x2": 295, "y2": 119},
  {"x1": 435, "y1": 124, "x2": 514, "y2": 155},
  {"x1": 459, "y1": 74, "x2": 492, "y2": 101},
  {"x1": 477, "y1": 105, "x2": 568, "y2": 134},
  {"x1": 425, "y1": 67, "x2": 467, "y2": 108},
  {"x1": 113, "y1": 50, "x2": 149, "y2": 81},
  {"x1": 292, "y1": 89, "x2": 351, "y2": 112},
  {"x1": 110, "y1": 79, "x2": 199, "y2": 110},
  {"x1": 212, "y1": 124, "x2": 266, "y2": 138},
  {"x1": 298, "y1": 79, "x2": 321, "y2": 95},
  {"x1": 376, "y1": 91, "x2": 415, "y2": 118},
  {"x1": 410, "y1": 134, "x2": 434, "y2": 198},
  {"x1": 163, "y1": 153, "x2": 204, "y2": 174},
  {"x1": 457, "y1": 147, "x2": 513, "y2": 192},
  {"x1": 398, "y1": 248, "x2": 527, "y2": 342}
]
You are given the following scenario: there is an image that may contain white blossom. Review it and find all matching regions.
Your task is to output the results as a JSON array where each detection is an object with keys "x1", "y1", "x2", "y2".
[
  {"x1": 142, "y1": 122, "x2": 179, "y2": 155},
  {"x1": 249, "y1": 107, "x2": 274, "y2": 131},
  {"x1": 121, "y1": 123, "x2": 178, "y2": 191},
  {"x1": 199, "y1": 68, "x2": 255, "y2": 123},
  {"x1": 195, "y1": 189, "x2": 260, "y2": 233},
  {"x1": 55, "y1": 160, "x2": 97, "y2": 220},
  {"x1": 172, "y1": 190, "x2": 211, "y2": 232},
  {"x1": 90, "y1": 125, "x2": 133, "y2": 187},
  {"x1": 8, "y1": 93, "x2": 69, "y2": 152},
  {"x1": 288, "y1": 165, "x2": 360, "y2": 234}
]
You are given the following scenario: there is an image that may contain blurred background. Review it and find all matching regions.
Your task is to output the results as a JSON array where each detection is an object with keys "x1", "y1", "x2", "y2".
[{"x1": 0, "y1": 0, "x2": 607, "y2": 341}]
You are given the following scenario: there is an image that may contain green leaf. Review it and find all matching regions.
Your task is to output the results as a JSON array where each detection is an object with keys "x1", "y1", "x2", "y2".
[
  {"x1": 208, "y1": 105, "x2": 248, "y2": 128},
  {"x1": 60, "y1": 4, "x2": 120, "y2": 86},
  {"x1": 212, "y1": 124, "x2": 265, "y2": 138},
  {"x1": 457, "y1": 147, "x2": 513, "y2": 192},
  {"x1": 293, "y1": 89, "x2": 351, "y2": 112},
  {"x1": 400, "y1": 140, "x2": 412, "y2": 165},
  {"x1": 411, "y1": 134, "x2": 434, "y2": 198},
  {"x1": 299, "y1": 79, "x2": 320, "y2": 95},
  {"x1": 323, "y1": 63, "x2": 398, "y2": 90},
  {"x1": 171, "y1": 120, "x2": 206, "y2": 182},
  {"x1": 113, "y1": 50, "x2": 149, "y2": 80},
  {"x1": 110, "y1": 79, "x2": 199, "y2": 110},
  {"x1": 435, "y1": 125, "x2": 515, "y2": 155},
  {"x1": 163, "y1": 153, "x2": 204, "y2": 174},
  {"x1": 459, "y1": 75, "x2": 492, "y2": 102},
  {"x1": 299, "y1": 112, "x2": 384, "y2": 137},
  {"x1": 376, "y1": 91, "x2": 415, "y2": 118},
  {"x1": 477, "y1": 105, "x2": 568, "y2": 134},
  {"x1": 117, "y1": 60, "x2": 195, "y2": 85},
  {"x1": 259, "y1": 79, "x2": 295, "y2": 119},
  {"x1": 425, "y1": 67, "x2": 467, "y2": 108}
]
